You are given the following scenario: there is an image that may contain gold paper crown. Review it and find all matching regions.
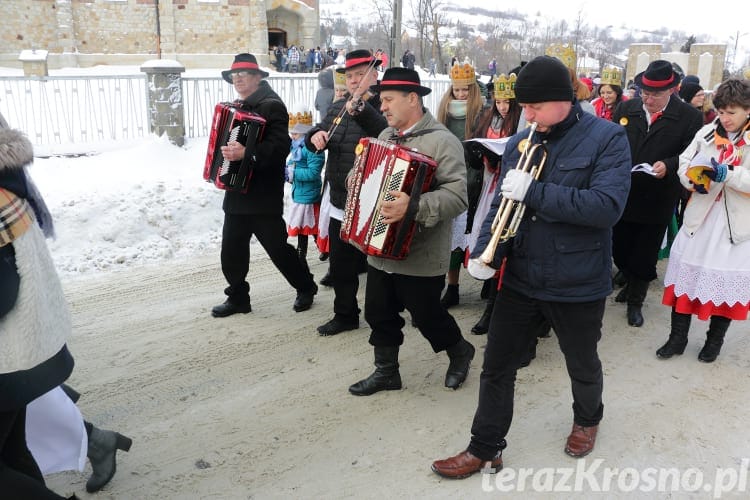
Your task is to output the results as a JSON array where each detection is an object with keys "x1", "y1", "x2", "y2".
[
  {"x1": 450, "y1": 63, "x2": 476, "y2": 86},
  {"x1": 333, "y1": 69, "x2": 346, "y2": 88},
  {"x1": 545, "y1": 44, "x2": 577, "y2": 71},
  {"x1": 599, "y1": 66, "x2": 623, "y2": 86},
  {"x1": 493, "y1": 73, "x2": 516, "y2": 100},
  {"x1": 288, "y1": 111, "x2": 312, "y2": 129}
]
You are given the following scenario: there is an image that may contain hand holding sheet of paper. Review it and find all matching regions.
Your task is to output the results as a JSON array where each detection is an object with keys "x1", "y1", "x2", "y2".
[{"x1": 631, "y1": 162, "x2": 666, "y2": 178}]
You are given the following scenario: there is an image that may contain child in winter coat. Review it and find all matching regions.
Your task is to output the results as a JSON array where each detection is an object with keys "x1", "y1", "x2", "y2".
[{"x1": 286, "y1": 112, "x2": 324, "y2": 267}]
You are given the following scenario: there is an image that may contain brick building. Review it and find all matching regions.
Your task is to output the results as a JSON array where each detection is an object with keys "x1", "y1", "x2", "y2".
[{"x1": 1, "y1": 0, "x2": 319, "y2": 69}]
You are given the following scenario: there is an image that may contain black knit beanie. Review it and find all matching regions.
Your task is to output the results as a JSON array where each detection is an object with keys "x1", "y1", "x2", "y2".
[
  {"x1": 679, "y1": 82, "x2": 703, "y2": 103},
  {"x1": 515, "y1": 56, "x2": 573, "y2": 103}
]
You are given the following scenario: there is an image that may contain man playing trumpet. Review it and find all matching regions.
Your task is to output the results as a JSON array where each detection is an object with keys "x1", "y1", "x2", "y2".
[{"x1": 432, "y1": 55, "x2": 632, "y2": 478}]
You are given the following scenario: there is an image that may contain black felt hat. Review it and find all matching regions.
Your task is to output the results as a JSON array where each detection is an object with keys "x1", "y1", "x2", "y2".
[
  {"x1": 634, "y1": 60, "x2": 680, "y2": 92},
  {"x1": 370, "y1": 68, "x2": 432, "y2": 96},
  {"x1": 222, "y1": 53, "x2": 269, "y2": 83},
  {"x1": 335, "y1": 49, "x2": 381, "y2": 74}
]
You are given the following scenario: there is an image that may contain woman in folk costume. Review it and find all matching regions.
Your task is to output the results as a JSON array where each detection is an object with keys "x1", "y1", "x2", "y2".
[
  {"x1": 286, "y1": 110, "x2": 323, "y2": 268},
  {"x1": 0, "y1": 117, "x2": 131, "y2": 496},
  {"x1": 656, "y1": 78, "x2": 750, "y2": 363},
  {"x1": 0, "y1": 119, "x2": 76, "y2": 498},
  {"x1": 464, "y1": 73, "x2": 522, "y2": 334},
  {"x1": 436, "y1": 62, "x2": 485, "y2": 308}
]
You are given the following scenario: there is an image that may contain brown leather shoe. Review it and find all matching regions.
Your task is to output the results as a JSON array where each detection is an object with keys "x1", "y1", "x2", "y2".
[
  {"x1": 564, "y1": 424, "x2": 598, "y2": 457},
  {"x1": 431, "y1": 450, "x2": 502, "y2": 479}
]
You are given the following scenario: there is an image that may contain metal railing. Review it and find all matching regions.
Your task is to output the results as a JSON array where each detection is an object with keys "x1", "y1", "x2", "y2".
[
  {"x1": 1, "y1": 73, "x2": 452, "y2": 147},
  {"x1": 0, "y1": 75, "x2": 148, "y2": 146}
]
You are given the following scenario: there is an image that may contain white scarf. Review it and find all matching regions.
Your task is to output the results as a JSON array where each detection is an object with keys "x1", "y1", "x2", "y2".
[{"x1": 448, "y1": 100, "x2": 467, "y2": 119}]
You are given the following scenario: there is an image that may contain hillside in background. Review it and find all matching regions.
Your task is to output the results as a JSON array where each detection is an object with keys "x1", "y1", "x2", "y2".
[{"x1": 318, "y1": 0, "x2": 737, "y2": 75}]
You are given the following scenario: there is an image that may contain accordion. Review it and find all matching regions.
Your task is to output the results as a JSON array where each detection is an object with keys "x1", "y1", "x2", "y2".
[
  {"x1": 203, "y1": 102, "x2": 266, "y2": 193},
  {"x1": 341, "y1": 138, "x2": 437, "y2": 260}
]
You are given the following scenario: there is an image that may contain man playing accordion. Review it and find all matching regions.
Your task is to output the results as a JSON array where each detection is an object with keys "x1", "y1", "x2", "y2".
[
  {"x1": 348, "y1": 68, "x2": 476, "y2": 396},
  {"x1": 210, "y1": 53, "x2": 318, "y2": 317}
]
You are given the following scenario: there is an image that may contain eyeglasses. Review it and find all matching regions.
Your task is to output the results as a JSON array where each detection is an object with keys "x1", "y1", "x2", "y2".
[
  {"x1": 231, "y1": 71, "x2": 252, "y2": 80},
  {"x1": 641, "y1": 90, "x2": 669, "y2": 100}
]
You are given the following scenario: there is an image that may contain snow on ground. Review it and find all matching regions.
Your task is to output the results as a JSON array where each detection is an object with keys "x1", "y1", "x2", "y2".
[{"x1": 29, "y1": 134, "x2": 227, "y2": 277}]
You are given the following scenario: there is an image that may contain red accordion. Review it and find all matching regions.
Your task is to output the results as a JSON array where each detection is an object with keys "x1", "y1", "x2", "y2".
[
  {"x1": 341, "y1": 138, "x2": 437, "y2": 259},
  {"x1": 203, "y1": 102, "x2": 266, "y2": 193}
]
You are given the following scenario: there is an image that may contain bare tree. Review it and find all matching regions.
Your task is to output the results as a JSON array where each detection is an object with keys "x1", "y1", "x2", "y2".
[
  {"x1": 680, "y1": 35, "x2": 697, "y2": 53},
  {"x1": 403, "y1": 0, "x2": 449, "y2": 68},
  {"x1": 367, "y1": 0, "x2": 393, "y2": 42}
]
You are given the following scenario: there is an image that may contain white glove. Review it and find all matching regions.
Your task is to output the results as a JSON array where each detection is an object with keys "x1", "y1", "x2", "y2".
[
  {"x1": 501, "y1": 169, "x2": 533, "y2": 202},
  {"x1": 468, "y1": 258, "x2": 497, "y2": 280}
]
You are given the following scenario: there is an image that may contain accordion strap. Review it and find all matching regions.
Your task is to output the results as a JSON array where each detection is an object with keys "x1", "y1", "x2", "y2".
[
  {"x1": 388, "y1": 128, "x2": 439, "y2": 144},
  {"x1": 390, "y1": 159, "x2": 430, "y2": 254}
]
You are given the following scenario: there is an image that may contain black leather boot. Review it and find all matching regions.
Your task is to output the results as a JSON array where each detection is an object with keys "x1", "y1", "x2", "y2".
[
  {"x1": 440, "y1": 284, "x2": 459, "y2": 309},
  {"x1": 349, "y1": 346, "x2": 402, "y2": 396},
  {"x1": 626, "y1": 278, "x2": 649, "y2": 327},
  {"x1": 519, "y1": 337, "x2": 538, "y2": 368},
  {"x1": 614, "y1": 282, "x2": 629, "y2": 303},
  {"x1": 471, "y1": 301, "x2": 493, "y2": 335},
  {"x1": 656, "y1": 310, "x2": 691, "y2": 359},
  {"x1": 319, "y1": 269, "x2": 334, "y2": 287},
  {"x1": 472, "y1": 279, "x2": 497, "y2": 335},
  {"x1": 86, "y1": 425, "x2": 133, "y2": 492},
  {"x1": 445, "y1": 339, "x2": 475, "y2": 389},
  {"x1": 612, "y1": 270, "x2": 627, "y2": 288},
  {"x1": 698, "y1": 316, "x2": 731, "y2": 363}
]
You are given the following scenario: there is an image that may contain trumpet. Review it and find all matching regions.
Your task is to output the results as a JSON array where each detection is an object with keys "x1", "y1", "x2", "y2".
[{"x1": 474, "y1": 123, "x2": 547, "y2": 268}]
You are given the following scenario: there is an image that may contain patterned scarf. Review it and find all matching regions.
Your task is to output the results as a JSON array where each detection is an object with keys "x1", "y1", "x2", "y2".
[
  {"x1": 0, "y1": 188, "x2": 33, "y2": 247},
  {"x1": 714, "y1": 121, "x2": 750, "y2": 166}
]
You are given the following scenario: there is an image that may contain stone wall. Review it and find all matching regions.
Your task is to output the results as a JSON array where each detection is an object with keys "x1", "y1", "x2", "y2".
[
  {"x1": 627, "y1": 43, "x2": 727, "y2": 91},
  {"x1": 2, "y1": 0, "x2": 59, "y2": 52},
  {"x1": 0, "y1": 0, "x2": 318, "y2": 69}
]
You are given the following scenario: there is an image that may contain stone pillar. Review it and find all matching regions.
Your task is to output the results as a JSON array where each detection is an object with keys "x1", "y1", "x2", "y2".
[
  {"x1": 18, "y1": 50, "x2": 48, "y2": 78},
  {"x1": 141, "y1": 59, "x2": 185, "y2": 146}
]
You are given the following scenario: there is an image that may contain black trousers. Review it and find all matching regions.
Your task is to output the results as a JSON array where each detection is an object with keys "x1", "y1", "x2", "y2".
[
  {"x1": 221, "y1": 213, "x2": 314, "y2": 302},
  {"x1": 612, "y1": 219, "x2": 668, "y2": 282},
  {"x1": 468, "y1": 286, "x2": 605, "y2": 460},
  {"x1": 365, "y1": 267, "x2": 462, "y2": 352},
  {"x1": 0, "y1": 407, "x2": 65, "y2": 499},
  {"x1": 328, "y1": 218, "x2": 366, "y2": 322}
]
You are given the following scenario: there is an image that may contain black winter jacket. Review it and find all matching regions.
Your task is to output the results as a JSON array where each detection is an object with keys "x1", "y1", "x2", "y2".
[
  {"x1": 304, "y1": 94, "x2": 388, "y2": 209},
  {"x1": 222, "y1": 81, "x2": 291, "y2": 215},
  {"x1": 473, "y1": 102, "x2": 632, "y2": 302},
  {"x1": 613, "y1": 94, "x2": 703, "y2": 224}
]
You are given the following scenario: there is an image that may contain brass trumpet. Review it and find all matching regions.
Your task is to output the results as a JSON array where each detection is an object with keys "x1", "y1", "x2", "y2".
[{"x1": 476, "y1": 122, "x2": 547, "y2": 267}]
